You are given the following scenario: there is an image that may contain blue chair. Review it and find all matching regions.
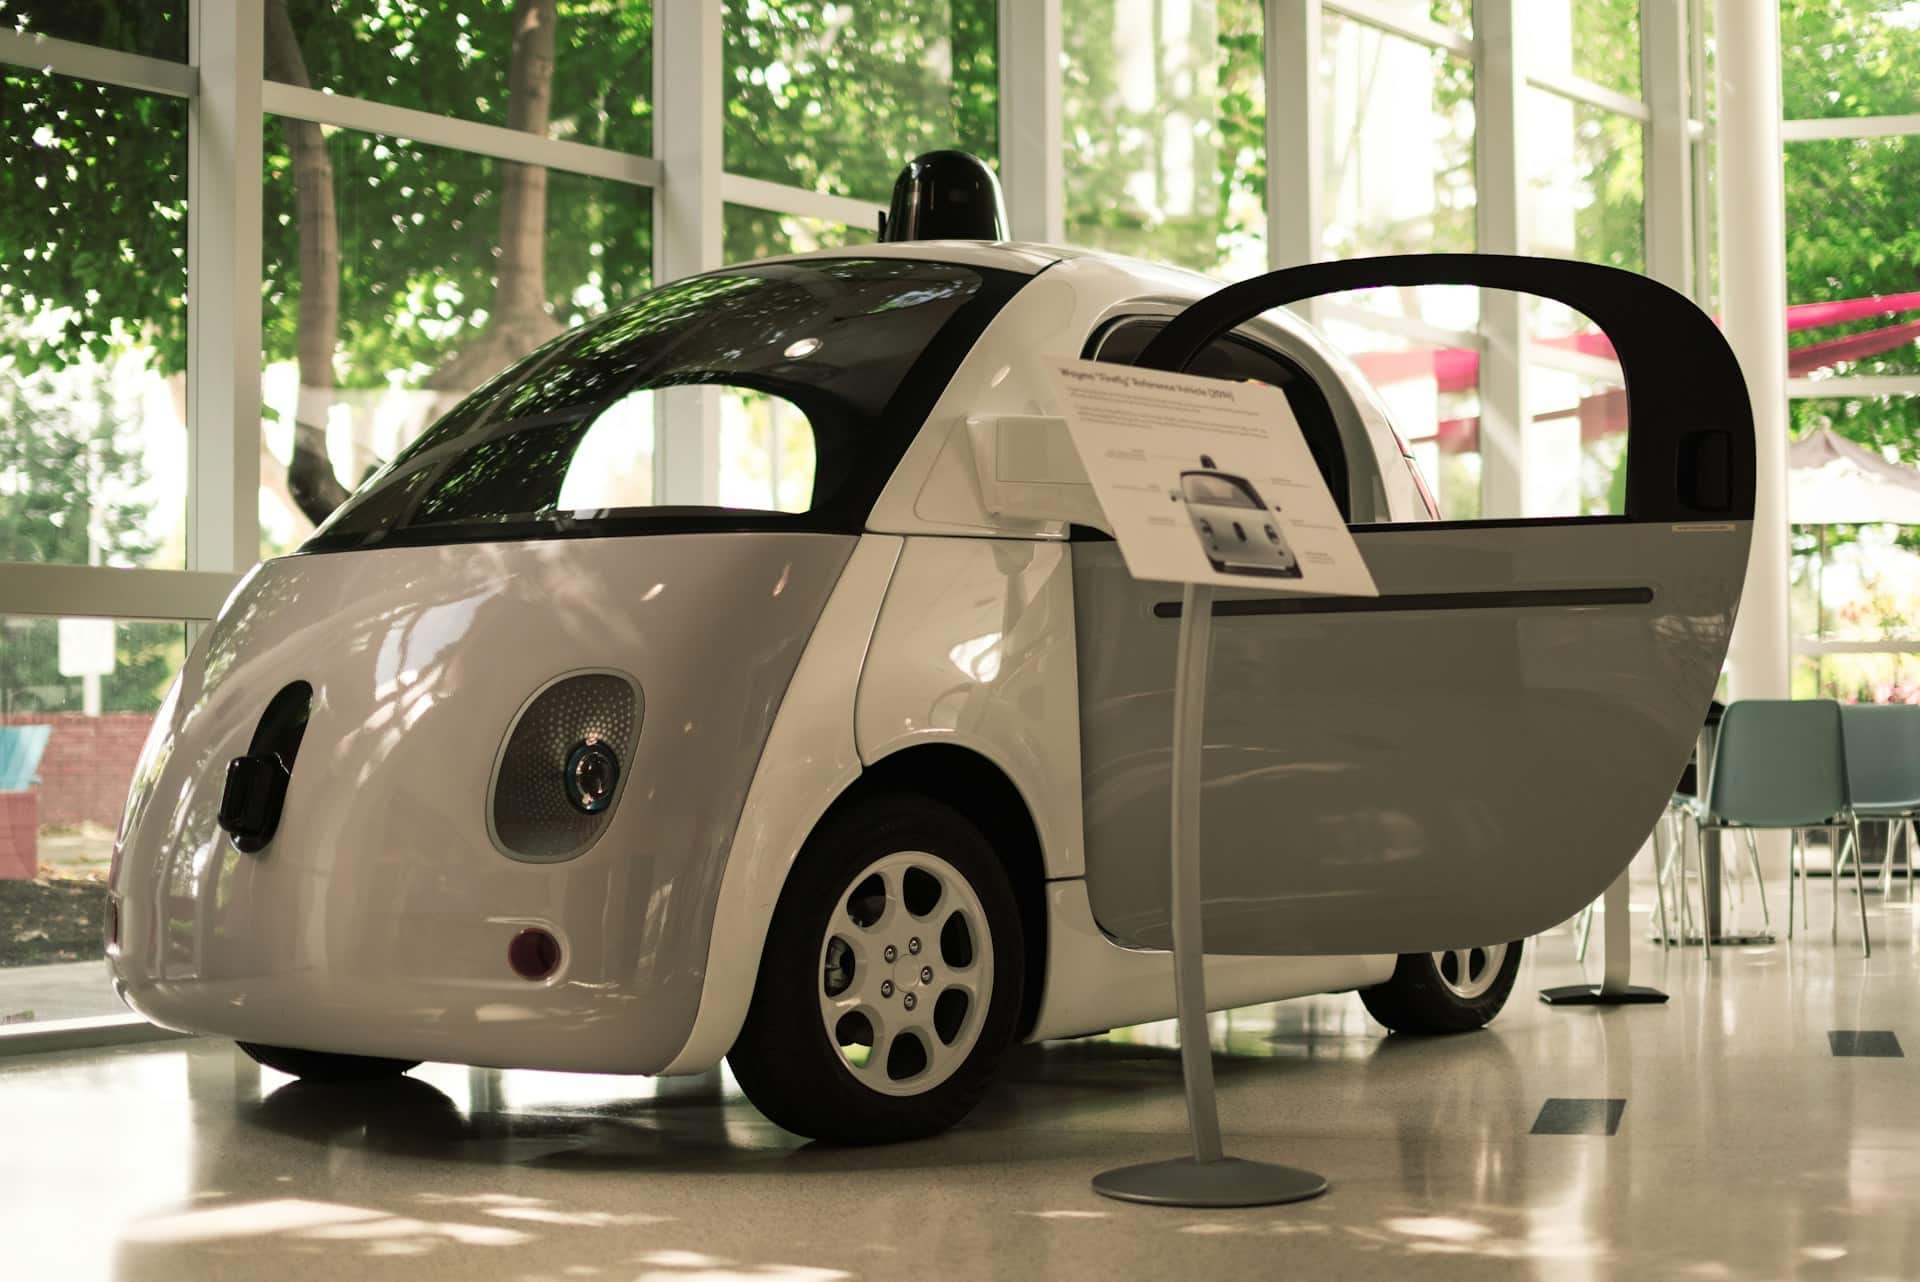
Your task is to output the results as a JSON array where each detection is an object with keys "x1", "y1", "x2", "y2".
[
  {"x1": 0, "y1": 725, "x2": 51, "y2": 792},
  {"x1": 1840, "y1": 704, "x2": 1920, "y2": 902},
  {"x1": 1693, "y1": 699, "x2": 1868, "y2": 956}
]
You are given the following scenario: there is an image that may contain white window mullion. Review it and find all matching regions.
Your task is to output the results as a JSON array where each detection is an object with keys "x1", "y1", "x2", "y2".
[
  {"x1": 1788, "y1": 375, "x2": 1920, "y2": 400},
  {"x1": 1643, "y1": 0, "x2": 1694, "y2": 294},
  {"x1": 1524, "y1": 68, "x2": 1652, "y2": 121},
  {"x1": 0, "y1": 27, "x2": 197, "y2": 96},
  {"x1": 1324, "y1": 0, "x2": 1470, "y2": 56},
  {"x1": 998, "y1": 0, "x2": 1063, "y2": 242},
  {"x1": 1265, "y1": 0, "x2": 1323, "y2": 279},
  {"x1": 718, "y1": 173, "x2": 881, "y2": 231},
  {"x1": 653, "y1": 0, "x2": 723, "y2": 506},
  {"x1": 187, "y1": 0, "x2": 264, "y2": 577},
  {"x1": 0, "y1": 563, "x2": 236, "y2": 623},
  {"x1": 1474, "y1": 0, "x2": 1529, "y2": 519},
  {"x1": 261, "y1": 81, "x2": 663, "y2": 188},
  {"x1": 1782, "y1": 113, "x2": 1920, "y2": 142}
]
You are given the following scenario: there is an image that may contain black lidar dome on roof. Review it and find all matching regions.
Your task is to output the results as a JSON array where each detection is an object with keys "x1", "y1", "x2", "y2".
[{"x1": 880, "y1": 150, "x2": 1010, "y2": 243}]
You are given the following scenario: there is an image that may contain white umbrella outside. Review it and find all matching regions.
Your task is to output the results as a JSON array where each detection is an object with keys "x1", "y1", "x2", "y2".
[{"x1": 1788, "y1": 427, "x2": 1920, "y2": 525}]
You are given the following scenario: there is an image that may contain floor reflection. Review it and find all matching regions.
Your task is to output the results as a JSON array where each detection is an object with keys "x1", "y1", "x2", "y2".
[{"x1": 7, "y1": 891, "x2": 1920, "y2": 1280}]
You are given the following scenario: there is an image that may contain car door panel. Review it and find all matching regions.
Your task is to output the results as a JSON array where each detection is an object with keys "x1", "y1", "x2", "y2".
[
  {"x1": 1077, "y1": 521, "x2": 1740, "y2": 954},
  {"x1": 1074, "y1": 254, "x2": 1754, "y2": 955}
]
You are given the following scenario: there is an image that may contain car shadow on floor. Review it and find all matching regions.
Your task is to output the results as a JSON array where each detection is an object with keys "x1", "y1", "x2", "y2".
[{"x1": 232, "y1": 1032, "x2": 1350, "y2": 1180}]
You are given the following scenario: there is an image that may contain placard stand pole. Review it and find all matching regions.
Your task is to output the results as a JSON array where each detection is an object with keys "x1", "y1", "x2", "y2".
[
  {"x1": 1091, "y1": 583, "x2": 1330, "y2": 1207},
  {"x1": 1538, "y1": 868, "x2": 1668, "y2": 1006}
]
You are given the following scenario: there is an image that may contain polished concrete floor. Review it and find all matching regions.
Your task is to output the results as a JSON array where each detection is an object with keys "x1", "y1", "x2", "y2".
[{"x1": 4, "y1": 882, "x2": 1918, "y2": 1282}]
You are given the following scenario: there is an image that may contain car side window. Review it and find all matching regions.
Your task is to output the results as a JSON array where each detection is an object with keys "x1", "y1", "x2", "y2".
[{"x1": 1088, "y1": 320, "x2": 1352, "y2": 522}]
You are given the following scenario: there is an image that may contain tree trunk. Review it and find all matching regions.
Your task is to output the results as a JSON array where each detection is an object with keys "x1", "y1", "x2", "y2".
[
  {"x1": 264, "y1": 0, "x2": 349, "y2": 525},
  {"x1": 427, "y1": 0, "x2": 564, "y2": 398}
]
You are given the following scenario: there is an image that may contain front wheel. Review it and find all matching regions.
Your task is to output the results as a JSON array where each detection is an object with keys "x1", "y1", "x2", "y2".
[
  {"x1": 1359, "y1": 940, "x2": 1522, "y2": 1034},
  {"x1": 727, "y1": 795, "x2": 1025, "y2": 1144}
]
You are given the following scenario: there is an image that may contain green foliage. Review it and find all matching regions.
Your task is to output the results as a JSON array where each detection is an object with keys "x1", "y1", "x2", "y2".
[
  {"x1": 1061, "y1": 0, "x2": 1246, "y2": 270},
  {"x1": 1573, "y1": 0, "x2": 1642, "y2": 99},
  {"x1": 0, "y1": 71, "x2": 188, "y2": 375},
  {"x1": 5, "y1": 0, "x2": 1920, "y2": 550},
  {"x1": 0, "y1": 1, "x2": 188, "y2": 64},
  {"x1": 1777, "y1": 3, "x2": 1920, "y2": 562},
  {"x1": 265, "y1": 0, "x2": 656, "y2": 390},
  {"x1": 719, "y1": 0, "x2": 997, "y2": 261},
  {"x1": 1781, "y1": 0, "x2": 1920, "y2": 120}
]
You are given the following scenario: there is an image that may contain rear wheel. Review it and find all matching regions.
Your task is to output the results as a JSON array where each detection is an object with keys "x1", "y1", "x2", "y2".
[
  {"x1": 1359, "y1": 940, "x2": 1522, "y2": 1034},
  {"x1": 727, "y1": 795, "x2": 1024, "y2": 1144},
  {"x1": 237, "y1": 1042, "x2": 419, "y2": 1082}
]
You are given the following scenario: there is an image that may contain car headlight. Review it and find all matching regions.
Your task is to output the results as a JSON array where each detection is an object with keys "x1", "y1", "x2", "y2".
[{"x1": 487, "y1": 669, "x2": 642, "y2": 862}]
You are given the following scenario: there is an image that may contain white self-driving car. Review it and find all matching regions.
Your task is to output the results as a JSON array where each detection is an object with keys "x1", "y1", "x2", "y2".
[{"x1": 107, "y1": 221, "x2": 1754, "y2": 1143}]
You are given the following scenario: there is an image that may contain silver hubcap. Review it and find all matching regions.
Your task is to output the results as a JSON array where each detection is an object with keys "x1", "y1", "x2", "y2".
[
  {"x1": 1432, "y1": 943, "x2": 1506, "y2": 1001},
  {"x1": 818, "y1": 850, "x2": 993, "y2": 1097}
]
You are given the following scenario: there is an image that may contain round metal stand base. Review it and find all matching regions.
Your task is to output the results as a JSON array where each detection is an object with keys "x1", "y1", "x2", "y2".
[
  {"x1": 1092, "y1": 1156, "x2": 1329, "y2": 1208},
  {"x1": 1538, "y1": 983, "x2": 1668, "y2": 1006}
]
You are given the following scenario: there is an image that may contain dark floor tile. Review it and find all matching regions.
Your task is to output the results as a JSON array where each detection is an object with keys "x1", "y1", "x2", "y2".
[
  {"x1": 1531, "y1": 1098, "x2": 1626, "y2": 1135},
  {"x1": 1828, "y1": 1030, "x2": 1904, "y2": 1058}
]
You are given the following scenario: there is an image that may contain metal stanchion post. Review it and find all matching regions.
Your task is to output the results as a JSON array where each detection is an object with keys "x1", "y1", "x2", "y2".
[
  {"x1": 1092, "y1": 582, "x2": 1330, "y2": 1207},
  {"x1": 1539, "y1": 868, "x2": 1669, "y2": 1006}
]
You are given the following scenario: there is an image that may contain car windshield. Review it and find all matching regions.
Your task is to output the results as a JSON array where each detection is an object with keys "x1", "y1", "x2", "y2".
[{"x1": 301, "y1": 256, "x2": 1028, "y2": 553}]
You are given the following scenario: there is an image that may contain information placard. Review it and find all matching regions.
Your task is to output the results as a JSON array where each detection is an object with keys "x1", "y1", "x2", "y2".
[{"x1": 1046, "y1": 359, "x2": 1377, "y2": 599}]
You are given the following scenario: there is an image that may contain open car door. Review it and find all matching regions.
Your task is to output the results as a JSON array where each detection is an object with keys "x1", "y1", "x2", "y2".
[{"x1": 1074, "y1": 255, "x2": 1754, "y2": 955}]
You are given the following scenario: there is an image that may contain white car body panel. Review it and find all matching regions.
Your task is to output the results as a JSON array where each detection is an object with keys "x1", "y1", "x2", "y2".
[
  {"x1": 662, "y1": 534, "x2": 901, "y2": 1074},
  {"x1": 853, "y1": 536, "x2": 1084, "y2": 878}
]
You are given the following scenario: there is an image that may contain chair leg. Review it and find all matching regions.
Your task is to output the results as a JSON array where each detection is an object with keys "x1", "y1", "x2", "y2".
[
  {"x1": 1852, "y1": 816, "x2": 1872, "y2": 958},
  {"x1": 1574, "y1": 900, "x2": 1595, "y2": 962},
  {"x1": 1827, "y1": 825, "x2": 1843, "y2": 948},
  {"x1": 1650, "y1": 817, "x2": 1672, "y2": 949},
  {"x1": 1908, "y1": 819, "x2": 1918, "y2": 904},
  {"x1": 1788, "y1": 829, "x2": 1799, "y2": 940},
  {"x1": 1879, "y1": 819, "x2": 1895, "y2": 896},
  {"x1": 1743, "y1": 828, "x2": 1769, "y2": 930},
  {"x1": 1678, "y1": 822, "x2": 1698, "y2": 938},
  {"x1": 1704, "y1": 825, "x2": 1720, "y2": 955}
]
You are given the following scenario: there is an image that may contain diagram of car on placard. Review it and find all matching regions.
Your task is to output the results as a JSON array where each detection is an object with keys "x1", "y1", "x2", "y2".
[
  {"x1": 1176, "y1": 454, "x2": 1302, "y2": 579},
  {"x1": 105, "y1": 155, "x2": 1754, "y2": 1145}
]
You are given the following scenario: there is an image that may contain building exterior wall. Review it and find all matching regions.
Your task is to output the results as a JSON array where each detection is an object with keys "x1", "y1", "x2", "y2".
[{"x1": 0, "y1": 714, "x2": 152, "y2": 830}]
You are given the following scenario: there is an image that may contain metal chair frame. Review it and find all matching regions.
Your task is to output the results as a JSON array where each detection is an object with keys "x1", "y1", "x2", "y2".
[{"x1": 1693, "y1": 816, "x2": 1868, "y2": 956}]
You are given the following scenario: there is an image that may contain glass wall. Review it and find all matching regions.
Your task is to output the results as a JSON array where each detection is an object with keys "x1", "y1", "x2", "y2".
[
  {"x1": 259, "y1": 128, "x2": 651, "y2": 555},
  {"x1": 0, "y1": 71, "x2": 190, "y2": 570},
  {"x1": 1062, "y1": 0, "x2": 1267, "y2": 277},
  {"x1": 722, "y1": 0, "x2": 997, "y2": 202},
  {"x1": 0, "y1": 0, "x2": 1723, "y2": 1041},
  {"x1": 267, "y1": 0, "x2": 652, "y2": 152},
  {"x1": 0, "y1": 12, "x2": 198, "y2": 1033},
  {"x1": 0, "y1": 616, "x2": 188, "y2": 1023},
  {"x1": 0, "y1": 2, "x2": 188, "y2": 62},
  {"x1": 1511, "y1": 0, "x2": 1644, "y2": 517},
  {"x1": 1781, "y1": 2, "x2": 1920, "y2": 702}
]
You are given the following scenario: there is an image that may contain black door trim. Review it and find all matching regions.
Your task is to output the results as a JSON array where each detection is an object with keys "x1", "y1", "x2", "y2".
[
  {"x1": 1131, "y1": 254, "x2": 1756, "y2": 525},
  {"x1": 1152, "y1": 585, "x2": 1654, "y2": 620}
]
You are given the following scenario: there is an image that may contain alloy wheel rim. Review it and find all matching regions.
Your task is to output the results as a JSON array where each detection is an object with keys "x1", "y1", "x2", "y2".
[
  {"x1": 817, "y1": 849, "x2": 994, "y2": 1097},
  {"x1": 1432, "y1": 943, "x2": 1506, "y2": 1001}
]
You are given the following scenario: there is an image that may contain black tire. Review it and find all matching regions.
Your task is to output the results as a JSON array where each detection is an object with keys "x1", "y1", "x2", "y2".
[
  {"x1": 727, "y1": 794, "x2": 1025, "y2": 1144},
  {"x1": 1359, "y1": 939, "x2": 1523, "y2": 1034},
  {"x1": 237, "y1": 1042, "x2": 420, "y2": 1082}
]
